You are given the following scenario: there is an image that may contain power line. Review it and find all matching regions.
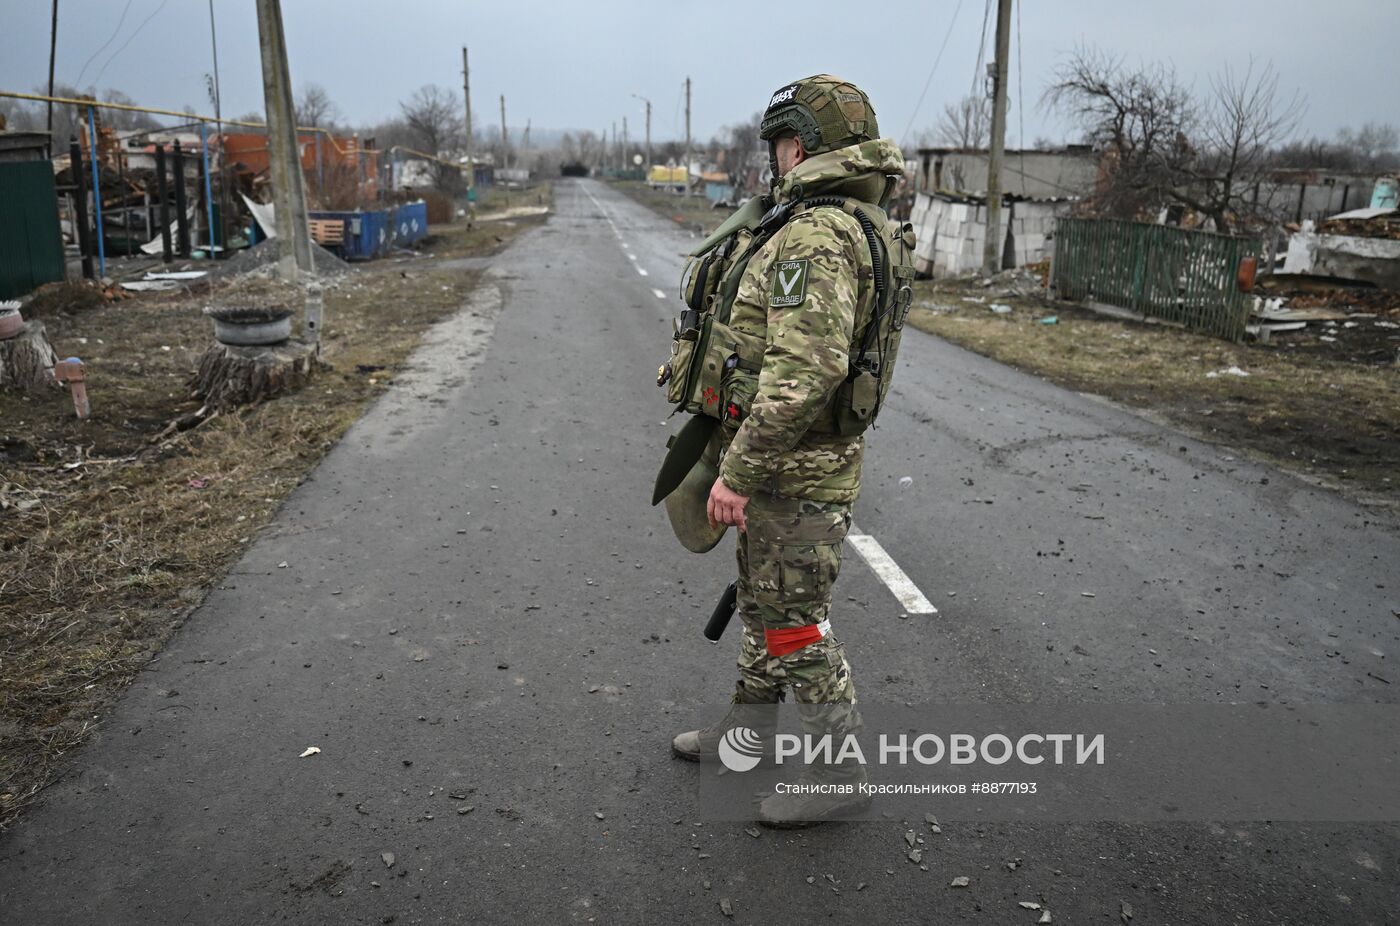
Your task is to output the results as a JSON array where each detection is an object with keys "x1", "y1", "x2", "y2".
[
  {"x1": 92, "y1": 0, "x2": 171, "y2": 88},
  {"x1": 900, "y1": 0, "x2": 967, "y2": 145},
  {"x1": 969, "y1": 0, "x2": 993, "y2": 102},
  {"x1": 73, "y1": 0, "x2": 135, "y2": 87}
]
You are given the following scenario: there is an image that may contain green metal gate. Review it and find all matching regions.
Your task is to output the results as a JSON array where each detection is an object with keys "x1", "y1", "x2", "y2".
[
  {"x1": 1052, "y1": 218, "x2": 1260, "y2": 342},
  {"x1": 0, "y1": 161, "x2": 66, "y2": 300}
]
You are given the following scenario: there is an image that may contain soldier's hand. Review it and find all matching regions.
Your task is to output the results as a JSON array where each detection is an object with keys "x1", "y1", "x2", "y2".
[{"x1": 707, "y1": 477, "x2": 750, "y2": 533}]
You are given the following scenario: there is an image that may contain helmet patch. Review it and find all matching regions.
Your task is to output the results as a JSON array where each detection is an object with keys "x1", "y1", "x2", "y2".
[{"x1": 767, "y1": 85, "x2": 799, "y2": 110}]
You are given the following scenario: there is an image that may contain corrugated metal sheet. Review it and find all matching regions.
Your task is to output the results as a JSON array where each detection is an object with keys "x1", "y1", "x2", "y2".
[{"x1": 0, "y1": 161, "x2": 66, "y2": 299}]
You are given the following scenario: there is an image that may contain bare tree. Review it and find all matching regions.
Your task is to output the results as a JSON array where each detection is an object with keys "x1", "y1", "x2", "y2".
[
  {"x1": 936, "y1": 95, "x2": 990, "y2": 149},
  {"x1": 40, "y1": 83, "x2": 98, "y2": 144},
  {"x1": 711, "y1": 111, "x2": 762, "y2": 179},
  {"x1": 295, "y1": 82, "x2": 340, "y2": 129},
  {"x1": 1046, "y1": 46, "x2": 1305, "y2": 231},
  {"x1": 1173, "y1": 59, "x2": 1303, "y2": 230},
  {"x1": 100, "y1": 89, "x2": 161, "y2": 132},
  {"x1": 1044, "y1": 46, "x2": 1195, "y2": 220},
  {"x1": 575, "y1": 130, "x2": 603, "y2": 167},
  {"x1": 0, "y1": 98, "x2": 38, "y2": 130},
  {"x1": 399, "y1": 84, "x2": 463, "y2": 190},
  {"x1": 1338, "y1": 122, "x2": 1399, "y2": 170}
]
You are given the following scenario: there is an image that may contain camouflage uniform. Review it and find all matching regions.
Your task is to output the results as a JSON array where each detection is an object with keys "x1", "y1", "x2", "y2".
[
  {"x1": 717, "y1": 137, "x2": 906, "y2": 714},
  {"x1": 669, "y1": 76, "x2": 908, "y2": 824}
]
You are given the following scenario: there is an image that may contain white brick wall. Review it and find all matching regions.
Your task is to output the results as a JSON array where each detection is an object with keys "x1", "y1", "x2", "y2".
[{"x1": 910, "y1": 192, "x2": 1071, "y2": 275}]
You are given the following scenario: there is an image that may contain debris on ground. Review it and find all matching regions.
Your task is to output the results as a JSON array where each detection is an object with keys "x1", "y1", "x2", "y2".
[
  {"x1": 211, "y1": 238, "x2": 353, "y2": 282},
  {"x1": 0, "y1": 204, "x2": 546, "y2": 833},
  {"x1": 906, "y1": 270, "x2": 1400, "y2": 503},
  {"x1": 20, "y1": 279, "x2": 132, "y2": 317}
]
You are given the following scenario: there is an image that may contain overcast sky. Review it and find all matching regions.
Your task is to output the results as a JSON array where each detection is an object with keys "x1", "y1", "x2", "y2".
[{"x1": 2, "y1": 0, "x2": 1396, "y2": 148}]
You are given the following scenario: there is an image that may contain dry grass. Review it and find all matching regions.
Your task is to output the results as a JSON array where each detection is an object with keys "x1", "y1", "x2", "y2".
[
  {"x1": 609, "y1": 179, "x2": 730, "y2": 236},
  {"x1": 908, "y1": 278, "x2": 1400, "y2": 503},
  {"x1": 0, "y1": 199, "x2": 548, "y2": 830}
]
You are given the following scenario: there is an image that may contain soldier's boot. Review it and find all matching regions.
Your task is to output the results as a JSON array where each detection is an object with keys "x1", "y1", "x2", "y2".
[
  {"x1": 756, "y1": 762, "x2": 871, "y2": 828},
  {"x1": 757, "y1": 699, "x2": 871, "y2": 828},
  {"x1": 671, "y1": 685, "x2": 779, "y2": 763}
]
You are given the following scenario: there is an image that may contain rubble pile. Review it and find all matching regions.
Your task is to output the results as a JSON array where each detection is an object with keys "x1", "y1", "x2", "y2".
[
  {"x1": 1247, "y1": 283, "x2": 1400, "y2": 362},
  {"x1": 212, "y1": 238, "x2": 352, "y2": 282},
  {"x1": 1318, "y1": 211, "x2": 1400, "y2": 240}
]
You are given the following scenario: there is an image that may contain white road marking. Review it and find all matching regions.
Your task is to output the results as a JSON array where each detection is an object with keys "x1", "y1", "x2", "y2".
[
  {"x1": 583, "y1": 183, "x2": 661, "y2": 294},
  {"x1": 847, "y1": 532, "x2": 938, "y2": 614}
]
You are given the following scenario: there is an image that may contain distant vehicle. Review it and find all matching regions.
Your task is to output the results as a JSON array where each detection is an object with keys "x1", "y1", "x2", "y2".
[{"x1": 647, "y1": 165, "x2": 688, "y2": 193}]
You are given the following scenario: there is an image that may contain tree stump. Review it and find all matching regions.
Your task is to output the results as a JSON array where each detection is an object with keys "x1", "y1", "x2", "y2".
[
  {"x1": 0, "y1": 320, "x2": 59, "y2": 392},
  {"x1": 190, "y1": 338, "x2": 319, "y2": 409}
]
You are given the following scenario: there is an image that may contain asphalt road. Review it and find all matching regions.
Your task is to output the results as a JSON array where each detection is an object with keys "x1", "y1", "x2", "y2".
[{"x1": 2, "y1": 178, "x2": 1398, "y2": 925}]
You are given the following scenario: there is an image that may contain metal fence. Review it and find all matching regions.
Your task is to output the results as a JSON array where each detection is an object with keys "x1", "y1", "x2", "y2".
[
  {"x1": 1052, "y1": 218, "x2": 1261, "y2": 342},
  {"x1": 0, "y1": 161, "x2": 66, "y2": 300}
]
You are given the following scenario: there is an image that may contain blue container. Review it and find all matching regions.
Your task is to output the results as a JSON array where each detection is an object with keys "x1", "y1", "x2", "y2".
[
  {"x1": 388, "y1": 201, "x2": 429, "y2": 248},
  {"x1": 310, "y1": 208, "x2": 390, "y2": 260}
]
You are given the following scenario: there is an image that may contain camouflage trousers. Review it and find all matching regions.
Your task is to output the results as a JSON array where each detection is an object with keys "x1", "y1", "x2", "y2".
[{"x1": 732, "y1": 493, "x2": 857, "y2": 712}]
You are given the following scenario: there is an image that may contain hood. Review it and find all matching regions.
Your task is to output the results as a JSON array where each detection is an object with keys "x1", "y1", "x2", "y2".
[{"x1": 776, "y1": 137, "x2": 905, "y2": 204}]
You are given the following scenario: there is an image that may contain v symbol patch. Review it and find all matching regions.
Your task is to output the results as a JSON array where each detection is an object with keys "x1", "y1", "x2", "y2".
[{"x1": 778, "y1": 268, "x2": 802, "y2": 295}]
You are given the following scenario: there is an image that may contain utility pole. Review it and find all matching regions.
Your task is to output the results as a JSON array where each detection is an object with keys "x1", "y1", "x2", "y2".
[
  {"x1": 255, "y1": 0, "x2": 313, "y2": 281},
  {"x1": 611, "y1": 121, "x2": 617, "y2": 171},
  {"x1": 46, "y1": 0, "x2": 58, "y2": 154},
  {"x1": 523, "y1": 119, "x2": 530, "y2": 172},
  {"x1": 622, "y1": 116, "x2": 628, "y2": 169},
  {"x1": 461, "y1": 47, "x2": 473, "y2": 195},
  {"x1": 208, "y1": 0, "x2": 228, "y2": 254},
  {"x1": 642, "y1": 98, "x2": 651, "y2": 171},
  {"x1": 982, "y1": 0, "x2": 1012, "y2": 275},
  {"x1": 499, "y1": 94, "x2": 508, "y2": 169},
  {"x1": 683, "y1": 76, "x2": 692, "y2": 199}
]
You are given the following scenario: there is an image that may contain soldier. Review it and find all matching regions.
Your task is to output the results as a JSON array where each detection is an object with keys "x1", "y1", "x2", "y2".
[{"x1": 665, "y1": 75, "x2": 913, "y2": 826}]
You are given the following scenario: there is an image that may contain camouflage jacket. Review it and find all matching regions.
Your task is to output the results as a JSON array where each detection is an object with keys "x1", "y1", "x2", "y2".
[{"x1": 718, "y1": 138, "x2": 905, "y2": 504}]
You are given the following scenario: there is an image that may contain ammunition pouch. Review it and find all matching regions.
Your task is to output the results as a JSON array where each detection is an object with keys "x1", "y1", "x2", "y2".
[{"x1": 668, "y1": 314, "x2": 764, "y2": 422}]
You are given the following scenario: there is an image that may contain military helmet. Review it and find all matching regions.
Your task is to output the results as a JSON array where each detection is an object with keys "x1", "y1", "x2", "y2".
[
  {"x1": 759, "y1": 75, "x2": 879, "y2": 156},
  {"x1": 664, "y1": 444, "x2": 728, "y2": 553}
]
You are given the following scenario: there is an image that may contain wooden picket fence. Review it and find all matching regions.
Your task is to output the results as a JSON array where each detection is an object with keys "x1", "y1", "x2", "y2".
[{"x1": 1052, "y1": 218, "x2": 1261, "y2": 341}]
